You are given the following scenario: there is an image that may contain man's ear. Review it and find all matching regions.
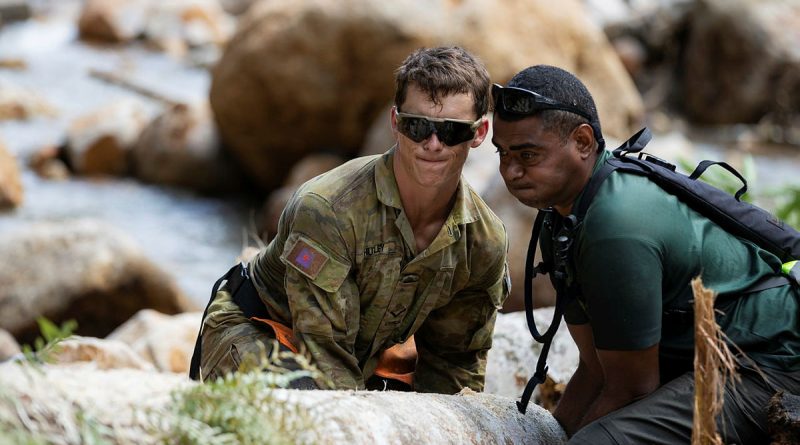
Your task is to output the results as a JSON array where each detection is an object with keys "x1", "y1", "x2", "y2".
[
  {"x1": 572, "y1": 123, "x2": 596, "y2": 158},
  {"x1": 390, "y1": 106, "x2": 400, "y2": 140},
  {"x1": 470, "y1": 117, "x2": 490, "y2": 148}
]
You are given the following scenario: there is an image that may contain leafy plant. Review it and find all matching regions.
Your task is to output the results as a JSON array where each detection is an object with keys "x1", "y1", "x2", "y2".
[
  {"x1": 156, "y1": 346, "x2": 328, "y2": 445},
  {"x1": 767, "y1": 186, "x2": 800, "y2": 230},
  {"x1": 21, "y1": 317, "x2": 77, "y2": 364},
  {"x1": 678, "y1": 155, "x2": 799, "y2": 230}
]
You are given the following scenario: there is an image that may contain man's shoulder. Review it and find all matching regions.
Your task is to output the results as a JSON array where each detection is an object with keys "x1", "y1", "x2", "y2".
[
  {"x1": 295, "y1": 154, "x2": 381, "y2": 205},
  {"x1": 585, "y1": 170, "x2": 682, "y2": 227},
  {"x1": 465, "y1": 183, "x2": 506, "y2": 234}
]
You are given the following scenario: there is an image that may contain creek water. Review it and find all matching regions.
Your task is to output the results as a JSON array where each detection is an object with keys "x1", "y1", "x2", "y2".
[
  {"x1": 1, "y1": 5, "x2": 798, "y2": 307},
  {"x1": 0, "y1": 6, "x2": 254, "y2": 305}
]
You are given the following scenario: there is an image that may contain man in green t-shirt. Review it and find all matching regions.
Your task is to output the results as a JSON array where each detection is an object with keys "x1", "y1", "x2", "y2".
[{"x1": 492, "y1": 64, "x2": 800, "y2": 444}]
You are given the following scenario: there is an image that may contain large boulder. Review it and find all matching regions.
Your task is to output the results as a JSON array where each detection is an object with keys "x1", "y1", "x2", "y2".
[
  {"x1": 0, "y1": 139, "x2": 23, "y2": 209},
  {"x1": 48, "y1": 336, "x2": 156, "y2": 371},
  {"x1": 66, "y1": 99, "x2": 150, "y2": 176},
  {"x1": 78, "y1": 0, "x2": 151, "y2": 43},
  {"x1": 78, "y1": 0, "x2": 234, "y2": 52},
  {"x1": 0, "y1": 219, "x2": 194, "y2": 346},
  {"x1": 486, "y1": 309, "x2": 578, "y2": 410},
  {"x1": 211, "y1": 0, "x2": 643, "y2": 191},
  {"x1": 257, "y1": 152, "x2": 346, "y2": 240},
  {"x1": 682, "y1": 0, "x2": 800, "y2": 124},
  {"x1": 0, "y1": 361, "x2": 567, "y2": 444},
  {"x1": 0, "y1": 84, "x2": 57, "y2": 120},
  {"x1": 108, "y1": 309, "x2": 201, "y2": 373},
  {"x1": 0, "y1": 328, "x2": 20, "y2": 361},
  {"x1": 132, "y1": 102, "x2": 244, "y2": 193}
]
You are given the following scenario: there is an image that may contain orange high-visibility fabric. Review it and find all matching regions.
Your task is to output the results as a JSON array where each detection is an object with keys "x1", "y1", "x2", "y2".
[
  {"x1": 251, "y1": 317, "x2": 299, "y2": 354},
  {"x1": 373, "y1": 336, "x2": 417, "y2": 386}
]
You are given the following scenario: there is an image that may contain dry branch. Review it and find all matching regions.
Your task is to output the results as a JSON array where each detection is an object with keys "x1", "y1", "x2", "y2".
[{"x1": 691, "y1": 277, "x2": 738, "y2": 445}]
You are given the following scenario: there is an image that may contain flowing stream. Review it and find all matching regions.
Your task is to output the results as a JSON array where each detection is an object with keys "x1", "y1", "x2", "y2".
[{"x1": 1, "y1": 5, "x2": 798, "y2": 307}]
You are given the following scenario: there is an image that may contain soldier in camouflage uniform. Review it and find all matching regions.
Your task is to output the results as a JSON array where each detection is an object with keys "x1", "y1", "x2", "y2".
[{"x1": 195, "y1": 46, "x2": 509, "y2": 393}]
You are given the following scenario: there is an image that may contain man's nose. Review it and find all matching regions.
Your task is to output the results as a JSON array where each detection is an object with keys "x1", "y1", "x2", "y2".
[
  {"x1": 502, "y1": 160, "x2": 524, "y2": 179},
  {"x1": 423, "y1": 132, "x2": 445, "y2": 151}
]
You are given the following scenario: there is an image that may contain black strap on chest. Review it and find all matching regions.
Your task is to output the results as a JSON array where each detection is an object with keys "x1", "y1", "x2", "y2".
[{"x1": 516, "y1": 210, "x2": 580, "y2": 414}]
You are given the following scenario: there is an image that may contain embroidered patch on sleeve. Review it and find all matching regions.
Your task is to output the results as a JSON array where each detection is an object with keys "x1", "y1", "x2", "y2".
[{"x1": 287, "y1": 238, "x2": 329, "y2": 280}]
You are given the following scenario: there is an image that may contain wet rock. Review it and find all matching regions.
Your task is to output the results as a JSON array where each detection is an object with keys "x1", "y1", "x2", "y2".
[
  {"x1": 0, "y1": 361, "x2": 567, "y2": 444},
  {"x1": 0, "y1": 0, "x2": 31, "y2": 24},
  {"x1": 132, "y1": 101, "x2": 243, "y2": 193},
  {"x1": 0, "y1": 328, "x2": 20, "y2": 361},
  {"x1": 49, "y1": 336, "x2": 155, "y2": 371},
  {"x1": 612, "y1": 35, "x2": 648, "y2": 79},
  {"x1": 212, "y1": 0, "x2": 643, "y2": 191},
  {"x1": 486, "y1": 309, "x2": 578, "y2": 409},
  {"x1": 144, "y1": 0, "x2": 235, "y2": 59},
  {"x1": 0, "y1": 84, "x2": 57, "y2": 120},
  {"x1": 78, "y1": 0, "x2": 150, "y2": 43},
  {"x1": 0, "y1": 219, "x2": 195, "y2": 347},
  {"x1": 0, "y1": 139, "x2": 23, "y2": 209},
  {"x1": 66, "y1": 98, "x2": 150, "y2": 176},
  {"x1": 768, "y1": 391, "x2": 800, "y2": 445},
  {"x1": 683, "y1": 0, "x2": 800, "y2": 124},
  {"x1": 257, "y1": 153, "x2": 345, "y2": 240},
  {"x1": 108, "y1": 309, "x2": 201, "y2": 373},
  {"x1": 78, "y1": 0, "x2": 234, "y2": 66},
  {"x1": 28, "y1": 145, "x2": 70, "y2": 181}
]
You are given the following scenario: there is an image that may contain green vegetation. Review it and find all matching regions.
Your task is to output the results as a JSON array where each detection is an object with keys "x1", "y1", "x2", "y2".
[
  {"x1": 156, "y1": 347, "x2": 327, "y2": 445},
  {"x1": 679, "y1": 155, "x2": 800, "y2": 230},
  {"x1": 21, "y1": 317, "x2": 77, "y2": 365}
]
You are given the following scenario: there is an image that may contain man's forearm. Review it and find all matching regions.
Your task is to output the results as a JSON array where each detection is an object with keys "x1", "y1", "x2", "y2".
[{"x1": 553, "y1": 362, "x2": 603, "y2": 436}]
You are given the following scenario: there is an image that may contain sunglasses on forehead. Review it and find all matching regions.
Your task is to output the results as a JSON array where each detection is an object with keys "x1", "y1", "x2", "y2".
[
  {"x1": 491, "y1": 83, "x2": 592, "y2": 120},
  {"x1": 395, "y1": 111, "x2": 481, "y2": 146}
]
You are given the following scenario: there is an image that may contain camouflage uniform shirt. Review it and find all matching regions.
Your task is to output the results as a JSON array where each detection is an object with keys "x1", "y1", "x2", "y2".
[{"x1": 247, "y1": 149, "x2": 507, "y2": 392}]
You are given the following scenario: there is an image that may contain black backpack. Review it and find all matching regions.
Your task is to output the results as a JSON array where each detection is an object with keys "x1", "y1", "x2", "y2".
[{"x1": 516, "y1": 127, "x2": 800, "y2": 414}]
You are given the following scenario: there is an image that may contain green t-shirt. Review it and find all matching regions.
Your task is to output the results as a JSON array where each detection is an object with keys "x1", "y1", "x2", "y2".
[{"x1": 557, "y1": 150, "x2": 800, "y2": 372}]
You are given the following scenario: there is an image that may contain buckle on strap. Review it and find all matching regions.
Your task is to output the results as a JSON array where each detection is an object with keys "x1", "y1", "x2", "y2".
[{"x1": 516, "y1": 366, "x2": 548, "y2": 414}]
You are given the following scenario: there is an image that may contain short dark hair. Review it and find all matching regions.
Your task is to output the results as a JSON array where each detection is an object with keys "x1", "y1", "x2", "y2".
[
  {"x1": 497, "y1": 65, "x2": 604, "y2": 151},
  {"x1": 394, "y1": 47, "x2": 490, "y2": 119}
]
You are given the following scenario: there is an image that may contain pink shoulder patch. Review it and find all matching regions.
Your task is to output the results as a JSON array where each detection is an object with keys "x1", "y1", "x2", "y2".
[{"x1": 288, "y1": 239, "x2": 328, "y2": 279}]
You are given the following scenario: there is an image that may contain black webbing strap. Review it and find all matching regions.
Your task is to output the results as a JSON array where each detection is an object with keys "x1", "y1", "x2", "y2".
[
  {"x1": 189, "y1": 263, "x2": 247, "y2": 381},
  {"x1": 517, "y1": 210, "x2": 559, "y2": 414},
  {"x1": 742, "y1": 275, "x2": 791, "y2": 294}
]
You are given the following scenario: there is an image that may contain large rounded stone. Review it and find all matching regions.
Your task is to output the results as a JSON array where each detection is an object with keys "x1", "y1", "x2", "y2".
[
  {"x1": 682, "y1": 0, "x2": 800, "y2": 124},
  {"x1": 108, "y1": 309, "x2": 202, "y2": 373},
  {"x1": 0, "y1": 219, "x2": 195, "y2": 346},
  {"x1": 66, "y1": 99, "x2": 150, "y2": 176},
  {"x1": 211, "y1": 0, "x2": 643, "y2": 191},
  {"x1": 132, "y1": 102, "x2": 244, "y2": 193}
]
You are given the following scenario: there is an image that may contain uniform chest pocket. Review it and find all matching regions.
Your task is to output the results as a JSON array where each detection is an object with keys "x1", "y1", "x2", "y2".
[{"x1": 356, "y1": 242, "x2": 402, "y2": 296}]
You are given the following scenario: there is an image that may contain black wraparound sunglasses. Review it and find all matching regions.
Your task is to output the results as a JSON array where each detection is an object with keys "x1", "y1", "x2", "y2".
[
  {"x1": 395, "y1": 111, "x2": 481, "y2": 146},
  {"x1": 492, "y1": 83, "x2": 592, "y2": 120},
  {"x1": 492, "y1": 83, "x2": 605, "y2": 150}
]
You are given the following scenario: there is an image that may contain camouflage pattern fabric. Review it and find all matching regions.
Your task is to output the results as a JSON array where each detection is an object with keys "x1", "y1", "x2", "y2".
[{"x1": 201, "y1": 148, "x2": 509, "y2": 393}]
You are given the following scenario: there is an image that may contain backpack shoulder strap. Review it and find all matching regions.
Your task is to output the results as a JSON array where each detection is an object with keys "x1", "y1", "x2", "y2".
[{"x1": 573, "y1": 128, "x2": 653, "y2": 221}]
